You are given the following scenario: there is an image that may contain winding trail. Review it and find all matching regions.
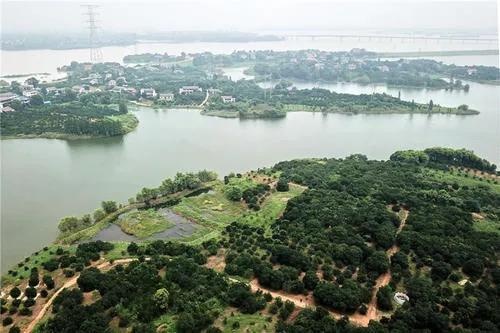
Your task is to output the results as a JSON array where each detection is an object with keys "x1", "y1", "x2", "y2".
[
  {"x1": 26, "y1": 209, "x2": 409, "y2": 331},
  {"x1": 354, "y1": 208, "x2": 409, "y2": 325},
  {"x1": 25, "y1": 258, "x2": 136, "y2": 333},
  {"x1": 245, "y1": 209, "x2": 410, "y2": 327},
  {"x1": 198, "y1": 91, "x2": 210, "y2": 107}
]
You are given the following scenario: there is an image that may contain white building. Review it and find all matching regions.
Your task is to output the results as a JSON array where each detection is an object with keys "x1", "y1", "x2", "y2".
[
  {"x1": 159, "y1": 93, "x2": 174, "y2": 101},
  {"x1": 140, "y1": 88, "x2": 157, "y2": 98},
  {"x1": 179, "y1": 86, "x2": 202, "y2": 94},
  {"x1": 378, "y1": 65, "x2": 390, "y2": 72},
  {"x1": 0, "y1": 92, "x2": 19, "y2": 105},
  {"x1": 22, "y1": 90, "x2": 39, "y2": 98},
  {"x1": 394, "y1": 292, "x2": 409, "y2": 305},
  {"x1": 467, "y1": 68, "x2": 478, "y2": 75},
  {"x1": 221, "y1": 95, "x2": 236, "y2": 103},
  {"x1": 0, "y1": 106, "x2": 15, "y2": 113},
  {"x1": 107, "y1": 80, "x2": 117, "y2": 88}
]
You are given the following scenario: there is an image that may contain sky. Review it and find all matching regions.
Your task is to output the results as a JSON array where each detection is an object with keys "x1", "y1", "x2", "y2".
[{"x1": 1, "y1": 0, "x2": 498, "y2": 35}]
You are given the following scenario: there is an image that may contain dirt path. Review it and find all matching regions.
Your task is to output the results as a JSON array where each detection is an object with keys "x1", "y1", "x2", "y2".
[
  {"x1": 245, "y1": 209, "x2": 410, "y2": 327},
  {"x1": 25, "y1": 258, "x2": 136, "y2": 333},
  {"x1": 199, "y1": 91, "x2": 210, "y2": 107},
  {"x1": 351, "y1": 208, "x2": 409, "y2": 326}
]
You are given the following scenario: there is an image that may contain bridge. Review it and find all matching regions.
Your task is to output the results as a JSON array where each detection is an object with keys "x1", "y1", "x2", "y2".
[{"x1": 281, "y1": 34, "x2": 499, "y2": 44}]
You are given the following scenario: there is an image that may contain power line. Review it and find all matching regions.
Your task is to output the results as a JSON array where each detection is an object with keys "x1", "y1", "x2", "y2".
[{"x1": 82, "y1": 4, "x2": 103, "y2": 63}]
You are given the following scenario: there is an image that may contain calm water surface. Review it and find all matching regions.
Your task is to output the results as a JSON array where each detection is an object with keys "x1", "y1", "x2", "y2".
[{"x1": 1, "y1": 40, "x2": 499, "y2": 272}]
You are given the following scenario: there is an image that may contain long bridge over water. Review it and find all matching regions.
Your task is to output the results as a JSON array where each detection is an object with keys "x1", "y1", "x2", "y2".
[{"x1": 281, "y1": 33, "x2": 499, "y2": 44}]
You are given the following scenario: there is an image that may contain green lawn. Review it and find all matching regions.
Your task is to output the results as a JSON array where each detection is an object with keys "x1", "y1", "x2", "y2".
[
  {"x1": 473, "y1": 218, "x2": 500, "y2": 235},
  {"x1": 215, "y1": 311, "x2": 274, "y2": 333},
  {"x1": 108, "y1": 113, "x2": 139, "y2": 134},
  {"x1": 171, "y1": 185, "x2": 247, "y2": 230},
  {"x1": 237, "y1": 184, "x2": 305, "y2": 232},
  {"x1": 116, "y1": 209, "x2": 173, "y2": 239},
  {"x1": 425, "y1": 169, "x2": 500, "y2": 194},
  {"x1": 2, "y1": 244, "x2": 75, "y2": 284}
]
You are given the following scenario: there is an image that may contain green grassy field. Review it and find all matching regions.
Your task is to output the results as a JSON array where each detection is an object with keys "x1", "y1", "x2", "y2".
[
  {"x1": 425, "y1": 169, "x2": 500, "y2": 195},
  {"x1": 473, "y1": 218, "x2": 500, "y2": 235},
  {"x1": 214, "y1": 310, "x2": 275, "y2": 333},
  {"x1": 236, "y1": 184, "x2": 305, "y2": 232},
  {"x1": 2, "y1": 244, "x2": 75, "y2": 284},
  {"x1": 108, "y1": 113, "x2": 139, "y2": 134},
  {"x1": 117, "y1": 209, "x2": 173, "y2": 239},
  {"x1": 173, "y1": 179, "x2": 304, "y2": 244},
  {"x1": 171, "y1": 183, "x2": 248, "y2": 231}
]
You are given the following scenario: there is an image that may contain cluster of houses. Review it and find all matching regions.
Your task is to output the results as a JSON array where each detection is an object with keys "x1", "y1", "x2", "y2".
[
  {"x1": 139, "y1": 85, "x2": 236, "y2": 104},
  {"x1": 0, "y1": 78, "x2": 46, "y2": 112},
  {"x1": 0, "y1": 92, "x2": 19, "y2": 113}
]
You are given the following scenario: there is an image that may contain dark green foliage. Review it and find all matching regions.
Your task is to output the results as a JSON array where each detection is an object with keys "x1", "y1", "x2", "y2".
[
  {"x1": 2, "y1": 317, "x2": 13, "y2": 326},
  {"x1": 24, "y1": 287, "x2": 37, "y2": 298},
  {"x1": 376, "y1": 286, "x2": 393, "y2": 311},
  {"x1": 9, "y1": 287, "x2": 21, "y2": 299},
  {"x1": 227, "y1": 283, "x2": 266, "y2": 314},
  {"x1": 77, "y1": 267, "x2": 102, "y2": 292},
  {"x1": 276, "y1": 178, "x2": 290, "y2": 192},
  {"x1": 43, "y1": 275, "x2": 55, "y2": 289},
  {"x1": 9, "y1": 326, "x2": 20, "y2": 333},
  {"x1": 0, "y1": 102, "x2": 130, "y2": 137}
]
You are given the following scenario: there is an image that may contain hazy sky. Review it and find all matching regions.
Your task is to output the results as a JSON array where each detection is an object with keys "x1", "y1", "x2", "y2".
[{"x1": 1, "y1": 0, "x2": 498, "y2": 35}]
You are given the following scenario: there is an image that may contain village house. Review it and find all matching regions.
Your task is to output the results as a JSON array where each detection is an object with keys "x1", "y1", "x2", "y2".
[
  {"x1": 378, "y1": 65, "x2": 390, "y2": 72},
  {"x1": 0, "y1": 105, "x2": 16, "y2": 113},
  {"x1": 221, "y1": 95, "x2": 236, "y2": 103},
  {"x1": 159, "y1": 93, "x2": 174, "y2": 101},
  {"x1": 107, "y1": 80, "x2": 117, "y2": 88},
  {"x1": 467, "y1": 67, "x2": 478, "y2": 75},
  {"x1": 179, "y1": 86, "x2": 202, "y2": 94},
  {"x1": 112, "y1": 86, "x2": 137, "y2": 95},
  {"x1": 140, "y1": 88, "x2": 157, "y2": 98},
  {"x1": 0, "y1": 92, "x2": 19, "y2": 106},
  {"x1": 22, "y1": 90, "x2": 39, "y2": 98}
]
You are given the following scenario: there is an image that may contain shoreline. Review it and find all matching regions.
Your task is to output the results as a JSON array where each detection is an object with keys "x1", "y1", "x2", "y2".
[{"x1": 1, "y1": 113, "x2": 139, "y2": 141}]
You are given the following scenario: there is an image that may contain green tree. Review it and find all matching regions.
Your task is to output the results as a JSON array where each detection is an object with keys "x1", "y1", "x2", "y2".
[
  {"x1": 9, "y1": 287, "x2": 21, "y2": 299},
  {"x1": 276, "y1": 178, "x2": 289, "y2": 192},
  {"x1": 225, "y1": 186, "x2": 242, "y2": 201},
  {"x1": 118, "y1": 101, "x2": 128, "y2": 113},
  {"x1": 101, "y1": 201, "x2": 118, "y2": 214},
  {"x1": 153, "y1": 288, "x2": 170, "y2": 311},
  {"x1": 30, "y1": 94, "x2": 44, "y2": 106},
  {"x1": 58, "y1": 216, "x2": 80, "y2": 233},
  {"x1": 93, "y1": 208, "x2": 106, "y2": 221}
]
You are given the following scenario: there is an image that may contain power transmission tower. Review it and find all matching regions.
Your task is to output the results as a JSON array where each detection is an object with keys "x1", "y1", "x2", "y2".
[{"x1": 82, "y1": 4, "x2": 103, "y2": 63}]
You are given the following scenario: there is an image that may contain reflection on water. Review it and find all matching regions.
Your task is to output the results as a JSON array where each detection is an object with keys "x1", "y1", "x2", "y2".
[{"x1": 65, "y1": 135, "x2": 125, "y2": 149}]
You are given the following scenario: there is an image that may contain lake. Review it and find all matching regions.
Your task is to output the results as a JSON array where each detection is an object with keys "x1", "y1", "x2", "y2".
[{"x1": 1, "y1": 39, "x2": 499, "y2": 273}]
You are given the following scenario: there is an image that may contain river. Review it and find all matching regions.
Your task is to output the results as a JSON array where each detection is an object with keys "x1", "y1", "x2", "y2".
[{"x1": 1, "y1": 39, "x2": 499, "y2": 273}]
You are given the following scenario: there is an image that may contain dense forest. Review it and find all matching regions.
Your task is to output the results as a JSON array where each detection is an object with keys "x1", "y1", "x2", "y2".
[
  {"x1": 1, "y1": 148, "x2": 498, "y2": 332},
  {"x1": 0, "y1": 102, "x2": 136, "y2": 138}
]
